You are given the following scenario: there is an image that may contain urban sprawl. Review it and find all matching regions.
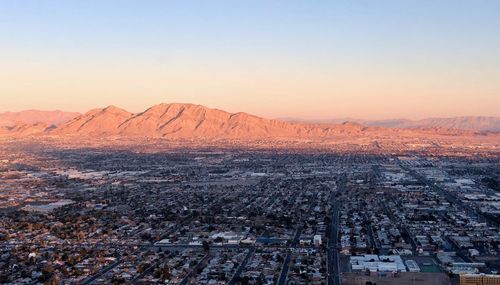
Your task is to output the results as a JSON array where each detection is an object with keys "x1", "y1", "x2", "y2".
[{"x1": 0, "y1": 140, "x2": 499, "y2": 285}]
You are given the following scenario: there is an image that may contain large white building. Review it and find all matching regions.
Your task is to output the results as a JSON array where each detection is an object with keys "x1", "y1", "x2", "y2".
[{"x1": 350, "y1": 255, "x2": 407, "y2": 273}]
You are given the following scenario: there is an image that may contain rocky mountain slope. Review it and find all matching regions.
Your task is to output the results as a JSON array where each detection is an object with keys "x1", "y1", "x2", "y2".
[
  {"x1": 51, "y1": 103, "x2": 375, "y2": 138},
  {"x1": 0, "y1": 103, "x2": 494, "y2": 139}
]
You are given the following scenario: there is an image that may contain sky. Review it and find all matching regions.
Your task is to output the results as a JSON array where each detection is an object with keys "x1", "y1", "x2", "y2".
[{"x1": 1, "y1": 0, "x2": 499, "y2": 120}]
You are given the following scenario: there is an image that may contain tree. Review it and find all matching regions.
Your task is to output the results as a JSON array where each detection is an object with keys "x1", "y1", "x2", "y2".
[{"x1": 202, "y1": 240, "x2": 210, "y2": 252}]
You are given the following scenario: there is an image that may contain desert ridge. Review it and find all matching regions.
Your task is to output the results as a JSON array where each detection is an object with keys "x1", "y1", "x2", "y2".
[{"x1": 0, "y1": 103, "x2": 495, "y2": 139}]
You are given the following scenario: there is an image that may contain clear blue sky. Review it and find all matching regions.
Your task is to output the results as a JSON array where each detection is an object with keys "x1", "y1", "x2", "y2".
[{"x1": 1, "y1": 0, "x2": 499, "y2": 119}]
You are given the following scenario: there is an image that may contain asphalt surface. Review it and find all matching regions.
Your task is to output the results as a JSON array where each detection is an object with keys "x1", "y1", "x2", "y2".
[
  {"x1": 227, "y1": 247, "x2": 255, "y2": 285},
  {"x1": 277, "y1": 252, "x2": 292, "y2": 285},
  {"x1": 82, "y1": 258, "x2": 121, "y2": 285},
  {"x1": 328, "y1": 200, "x2": 341, "y2": 285}
]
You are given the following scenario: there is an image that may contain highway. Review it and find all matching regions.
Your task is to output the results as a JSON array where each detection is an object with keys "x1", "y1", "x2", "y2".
[
  {"x1": 328, "y1": 175, "x2": 344, "y2": 285},
  {"x1": 277, "y1": 252, "x2": 291, "y2": 285},
  {"x1": 327, "y1": 199, "x2": 341, "y2": 285}
]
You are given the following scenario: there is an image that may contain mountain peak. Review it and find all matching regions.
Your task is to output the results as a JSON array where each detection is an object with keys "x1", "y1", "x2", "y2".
[
  {"x1": 54, "y1": 105, "x2": 133, "y2": 135},
  {"x1": 102, "y1": 105, "x2": 130, "y2": 114},
  {"x1": 341, "y1": 121, "x2": 364, "y2": 127}
]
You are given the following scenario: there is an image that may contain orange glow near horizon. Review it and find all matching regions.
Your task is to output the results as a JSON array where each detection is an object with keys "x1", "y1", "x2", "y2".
[
  {"x1": 1, "y1": 1, "x2": 499, "y2": 120},
  {"x1": 1, "y1": 56, "x2": 498, "y2": 120}
]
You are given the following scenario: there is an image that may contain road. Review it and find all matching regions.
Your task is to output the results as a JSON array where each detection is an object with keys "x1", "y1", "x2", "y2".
[
  {"x1": 365, "y1": 214, "x2": 378, "y2": 250},
  {"x1": 328, "y1": 175, "x2": 344, "y2": 285},
  {"x1": 178, "y1": 254, "x2": 211, "y2": 285},
  {"x1": 277, "y1": 252, "x2": 292, "y2": 285},
  {"x1": 82, "y1": 258, "x2": 121, "y2": 285},
  {"x1": 153, "y1": 243, "x2": 241, "y2": 249},
  {"x1": 131, "y1": 252, "x2": 173, "y2": 284},
  {"x1": 227, "y1": 247, "x2": 255, "y2": 285},
  {"x1": 328, "y1": 199, "x2": 341, "y2": 285}
]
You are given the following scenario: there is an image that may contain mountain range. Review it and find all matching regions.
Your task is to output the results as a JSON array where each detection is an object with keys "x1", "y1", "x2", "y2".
[
  {"x1": 294, "y1": 117, "x2": 500, "y2": 132},
  {"x1": 49, "y1": 103, "x2": 379, "y2": 138},
  {"x1": 0, "y1": 110, "x2": 80, "y2": 127},
  {"x1": 0, "y1": 103, "x2": 498, "y2": 139}
]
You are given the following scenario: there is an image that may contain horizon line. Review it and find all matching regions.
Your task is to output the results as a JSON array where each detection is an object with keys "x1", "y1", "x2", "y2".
[{"x1": 0, "y1": 102, "x2": 499, "y2": 122}]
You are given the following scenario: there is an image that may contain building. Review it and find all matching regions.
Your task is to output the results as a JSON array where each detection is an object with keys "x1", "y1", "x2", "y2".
[
  {"x1": 313, "y1": 235, "x2": 322, "y2": 247},
  {"x1": 452, "y1": 263, "x2": 486, "y2": 274},
  {"x1": 405, "y1": 260, "x2": 421, "y2": 273},
  {"x1": 460, "y1": 274, "x2": 500, "y2": 285},
  {"x1": 350, "y1": 255, "x2": 406, "y2": 273}
]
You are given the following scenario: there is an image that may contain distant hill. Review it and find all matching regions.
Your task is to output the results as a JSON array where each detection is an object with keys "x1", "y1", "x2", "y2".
[
  {"x1": 288, "y1": 117, "x2": 500, "y2": 132},
  {"x1": 0, "y1": 110, "x2": 80, "y2": 127},
  {"x1": 0, "y1": 123, "x2": 54, "y2": 136},
  {"x1": 403, "y1": 117, "x2": 500, "y2": 131}
]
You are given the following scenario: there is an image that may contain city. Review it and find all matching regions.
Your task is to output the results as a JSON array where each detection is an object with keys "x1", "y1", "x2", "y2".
[
  {"x1": 2, "y1": 1, "x2": 500, "y2": 284},
  {"x1": 0, "y1": 139, "x2": 498, "y2": 285}
]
